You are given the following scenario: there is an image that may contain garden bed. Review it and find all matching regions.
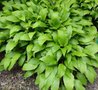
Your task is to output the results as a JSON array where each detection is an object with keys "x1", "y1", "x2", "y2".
[{"x1": 0, "y1": 69, "x2": 98, "y2": 90}]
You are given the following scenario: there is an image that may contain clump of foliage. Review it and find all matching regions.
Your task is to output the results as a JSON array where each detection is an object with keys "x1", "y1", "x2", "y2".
[{"x1": 0, "y1": 0, "x2": 98, "y2": 90}]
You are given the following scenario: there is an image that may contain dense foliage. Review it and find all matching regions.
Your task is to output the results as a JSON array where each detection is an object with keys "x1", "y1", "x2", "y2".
[{"x1": 0, "y1": 0, "x2": 98, "y2": 90}]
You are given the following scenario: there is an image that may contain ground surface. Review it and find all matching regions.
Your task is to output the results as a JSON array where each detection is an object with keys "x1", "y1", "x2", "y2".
[{"x1": 0, "y1": 69, "x2": 98, "y2": 90}]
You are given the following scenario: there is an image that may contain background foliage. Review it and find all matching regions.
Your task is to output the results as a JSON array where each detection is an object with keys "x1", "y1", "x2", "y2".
[{"x1": 0, "y1": 0, "x2": 98, "y2": 90}]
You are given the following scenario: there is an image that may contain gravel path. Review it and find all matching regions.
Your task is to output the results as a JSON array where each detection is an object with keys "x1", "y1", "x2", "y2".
[{"x1": 0, "y1": 69, "x2": 98, "y2": 90}]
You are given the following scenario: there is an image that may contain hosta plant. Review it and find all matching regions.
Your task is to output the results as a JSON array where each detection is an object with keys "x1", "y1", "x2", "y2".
[{"x1": 0, "y1": 0, "x2": 98, "y2": 90}]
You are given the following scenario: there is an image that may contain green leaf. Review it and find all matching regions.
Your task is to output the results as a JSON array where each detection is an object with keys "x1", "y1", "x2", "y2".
[
  {"x1": 77, "y1": 73, "x2": 87, "y2": 85},
  {"x1": 60, "y1": 8, "x2": 70, "y2": 22},
  {"x1": 56, "y1": 50, "x2": 62, "y2": 61},
  {"x1": 0, "y1": 65, "x2": 4, "y2": 71},
  {"x1": 85, "y1": 66, "x2": 97, "y2": 83},
  {"x1": 6, "y1": 15, "x2": 20, "y2": 22},
  {"x1": 38, "y1": 34, "x2": 51, "y2": 46},
  {"x1": 6, "y1": 40, "x2": 18, "y2": 52},
  {"x1": 10, "y1": 26, "x2": 21, "y2": 36},
  {"x1": 35, "y1": 74, "x2": 46, "y2": 89},
  {"x1": 45, "y1": 66, "x2": 53, "y2": 78},
  {"x1": 32, "y1": 21, "x2": 46, "y2": 28},
  {"x1": 20, "y1": 33, "x2": 30, "y2": 41},
  {"x1": 26, "y1": 44, "x2": 33, "y2": 52},
  {"x1": 63, "y1": 70, "x2": 74, "y2": 90},
  {"x1": 3, "y1": 57, "x2": 11, "y2": 70},
  {"x1": 22, "y1": 58, "x2": 39, "y2": 71},
  {"x1": 0, "y1": 30, "x2": 9, "y2": 40},
  {"x1": 51, "y1": 77, "x2": 60, "y2": 90},
  {"x1": 84, "y1": 43, "x2": 98, "y2": 57},
  {"x1": 26, "y1": 44, "x2": 33, "y2": 61},
  {"x1": 18, "y1": 54, "x2": 26, "y2": 66},
  {"x1": 36, "y1": 62, "x2": 46, "y2": 74},
  {"x1": 28, "y1": 32, "x2": 36, "y2": 40},
  {"x1": 57, "y1": 27, "x2": 68, "y2": 46},
  {"x1": 39, "y1": 8, "x2": 48, "y2": 20},
  {"x1": 8, "y1": 52, "x2": 21, "y2": 70},
  {"x1": 51, "y1": 44, "x2": 60, "y2": 53},
  {"x1": 40, "y1": 55, "x2": 57, "y2": 65},
  {"x1": 66, "y1": 54, "x2": 72, "y2": 64},
  {"x1": 52, "y1": 32, "x2": 58, "y2": 43},
  {"x1": 77, "y1": 59, "x2": 87, "y2": 73},
  {"x1": 75, "y1": 80, "x2": 85, "y2": 90},
  {"x1": 57, "y1": 64, "x2": 66, "y2": 78},
  {"x1": 49, "y1": 11, "x2": 61, "y2": 29},
  {"x1": 13, "y1": 32, "x2": 24, "y2": 42},
  {"x1": 44, "y1": 67, "x2": 57, "y2": 89},
  {"x1": 12, "y1": 11, "x2": 25, "y2": 21},
  {"x1": 61, "y1": 47, "x2": 67, "y2": 56},
  {"x1": 72, "y1": 51, "x2": 87, "y2": 57},
  {"x1": 32, "y1": 43, "x2": 44, "y2": 56},
  {"x1": 24, "y1": 71, "x2": 34, "y2": 78}
]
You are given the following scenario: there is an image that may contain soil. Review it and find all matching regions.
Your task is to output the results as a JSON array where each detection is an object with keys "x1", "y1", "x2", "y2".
[
  {"x1": 0, "y1": 69, "x2": 39, "y2": 90},
  {"x1": 0, "y1": 69, "x2": 98, "y2": 90}
]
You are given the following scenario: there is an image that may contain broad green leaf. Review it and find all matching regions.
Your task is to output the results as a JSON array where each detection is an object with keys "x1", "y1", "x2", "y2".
[
  {"x1": 13, "y1": 32, "x2": 24, "y2": 42},
  {"x1": 78, "y1": 19, "x2": 92, "y2": 26},
  {"x1": 12, "y1": 11, "x2": 25, "y2": 21},
  {"x1": 56, "y1": 50, "x2": 62, "y2": 61},
  {"x1": 77, "y1": 73, "x2": 87, "y2": 85},
  {"x1": 0, "y1": 65, "x2": 4, "y2": 71},
  {"x1": 0, "y1": 45, "x2": 6, "y2": 52},
  {"x1": 39, "y1": 8, "x2": 48, "y2": 20},
  {"x1": 84, "y1": 43, "x2": 98, "y2": 57},
  {"x1": 6, "y1": 15, "x2": 20, "y2": 22},
  {"x1": 66, "y1": 26, "x2": 73, "y2": 39},
  {"x1": 0, "y1": 30, "x2": 9, "y2": 40},
  {"x1": 28, "y1": 32, "x2": 36, "y2": 40},
  {"x1": 32, "y1": 21, "x2": 46, "y2": 28},
  {"x1": 38, "y1": 34, "x2": 52, "y2": 46},
  {"x1": 51, "y1": 44, "x2": 60, "y2": 53},
  {"x1": 24, "y1": 71, "x2": 34, "y2": 78},
  {"x1": 75, "y1": 80, "x2": 85, "y2": 90},
  {"x1": 52, "y1": 32, "x2": 58, "y2": 43},
  {"x1": 57, "y1": 27, "x2": 68, "y2": 46},
  {"x1": 18, "y1": 54, "x2": 26, "y2": 66},
  {"x1": 40, "y1": 55, "x2": 57, "y2": 65},
  {"x1": 20, "y1": 33, "x2": 30, "y2": 41},
  {"x1": 35, "y1": 74, "x2": 46, "y2": 89},
  {"x1": 8, "y1": 52, "x2": 21, "y2": 70},
  {"x1": 44, "y1": 67, "x2": 57, "y2": 89},
  {"x1": 61, "y1": 47, "x2": 67, "y2": 56},
  {"x1": 22, "y1": 58, "x2": 39, "y2": 71},
  {"x1": 49, "y1": 11, "x2": 61, "y2": 29},
  {"x1": 3, "y1": 58, "x2": 11, "y2": 70},
  {"x1": 6, "y1": 40, "x2": 18, "y2": 52},
  {"x1": 66, "y1": 54, "x2": 72, "y2": 64},
  {"x1": 72, "y1": 51, "x2": 87, "y2": 57},
  {"x1": 32, "y1": 43, "x2": 44, "y2": 56},
  {"x1": 63, "y1": 70, "x2": 74, "y2": 90},
  {"x1": 26, "y1": 44, "x2": 33, "y2": 53},
  {"x1": 85, "y1": 66, "x2": 97, "y2": 83},
  {"x1": 36, "y1": 62, "x2": 46, "y2": 74},
  {"x1": 60, "y1": 8, "x2": 70, "y2": 22},
  {"x1": 76, "y1": 59, "x2": 87, "y2": 73},
  {"x1": 45, "y1": 66, "x2": 53, "y2": 78},
  {"x1": 51, "y1": 77, "x2": 60, "y2": 90},
  {"x1": 10, "y1": 26, "x2": 21, "y2": 36},
  {"x1": 57, "y1": 64, "x2": 66, "y2": 78}
]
